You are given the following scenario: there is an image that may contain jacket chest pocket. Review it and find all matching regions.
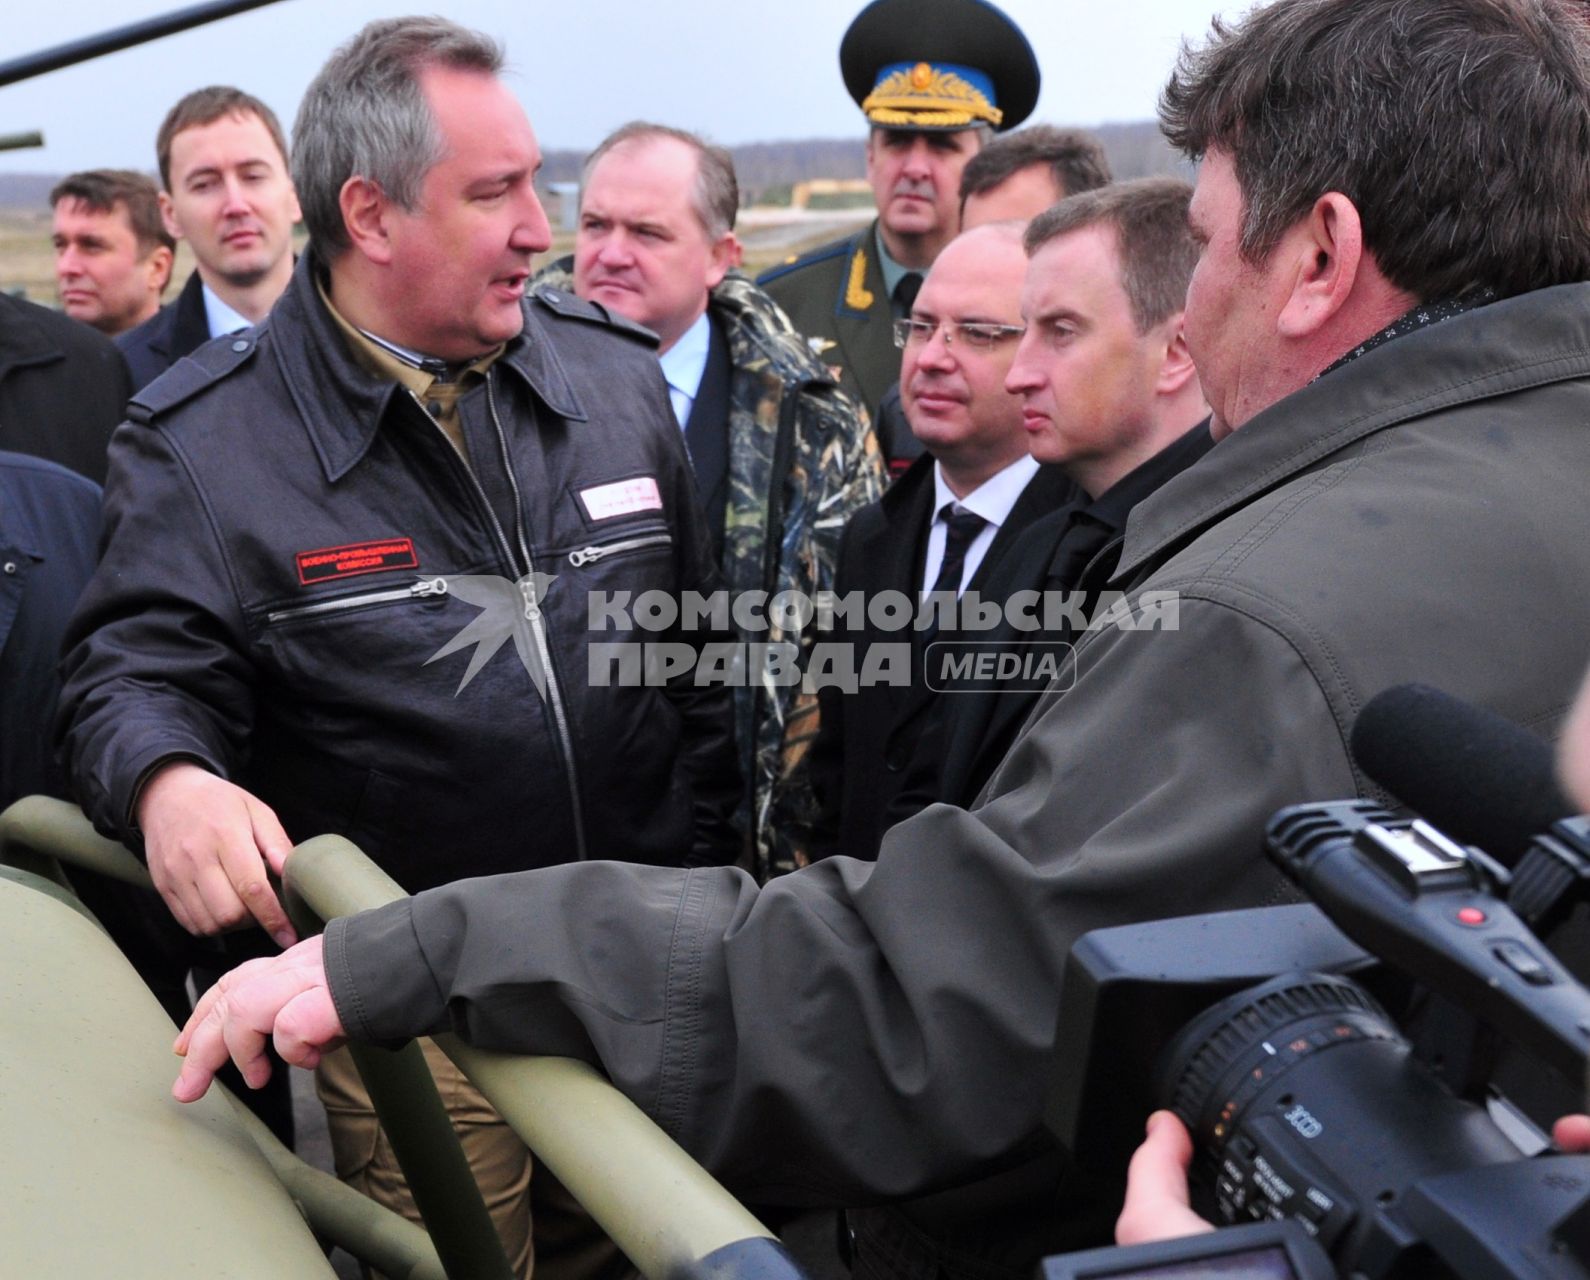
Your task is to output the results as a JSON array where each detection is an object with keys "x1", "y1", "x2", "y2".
[
  {"x1": 256, "y1": 577, "x2": 459, "y2": 698},
  {"x1": 565, "y1": 532, "x2": 673, "y2": 567},
  {"x1": 265, "y1": 577, "x2": 450, "y2": 625}
]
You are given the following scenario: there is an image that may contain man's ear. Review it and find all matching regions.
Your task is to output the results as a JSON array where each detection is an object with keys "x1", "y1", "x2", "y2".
[
  {"x1": 144, "y1": 245, "x2": 176, "y2": 294},
  {"x1": 704, "y1": 231, "x2": 740, "y2": 290},
  {"x1": 158, "y1": 190, "x2": 184, "y2": 243},
  {"x1": 339, "y1": 176, "x2": 393, "y2": 265},
  {"x1": 1276, "y1": 192, "x2": 1364, "y2": 339},
  {"x1": 1154, "y1": 316, "x2": 1199, "y2": 397}
]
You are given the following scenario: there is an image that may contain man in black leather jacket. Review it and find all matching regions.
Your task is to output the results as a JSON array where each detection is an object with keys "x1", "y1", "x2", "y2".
[{"x1": 59, "y1": 16, "x2": 737, "y2": 1277}]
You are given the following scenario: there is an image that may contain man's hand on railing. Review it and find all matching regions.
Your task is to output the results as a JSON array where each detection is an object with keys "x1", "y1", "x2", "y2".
[
  {"x1": 172, "y1": 934, "x2": 344, "y2": 1102},
  {"x1": 138, "y1": 761, "x2": 298, "y2": 948}
]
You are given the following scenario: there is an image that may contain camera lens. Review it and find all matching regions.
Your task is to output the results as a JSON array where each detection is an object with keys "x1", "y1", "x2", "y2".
[
  {"x1": 1156, "y1": 971, "x2": 1525, "y2": 1265},
  {"x1": 1159, "y1": 972, "x2": 1398, "y2": 1149}
]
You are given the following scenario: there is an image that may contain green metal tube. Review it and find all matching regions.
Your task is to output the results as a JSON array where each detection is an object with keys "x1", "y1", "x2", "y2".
[
  {"x1": 284, "y1": 840, "x2": 516, "y2": 1280},
  {"x1": 225, "y1": 1092, "x2": 448, "y2": 1280},
  {"x1": 286, "y1": 836, "x2": 778, "y2": 1280},
  {"x1": 0, "y1": 795, "x2": 153, "y2": 889}
]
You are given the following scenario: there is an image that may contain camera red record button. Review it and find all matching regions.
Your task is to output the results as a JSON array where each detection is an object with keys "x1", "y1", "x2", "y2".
[{"x1": 1456, "y1": 906, "x2": 1487, "y2": 926}]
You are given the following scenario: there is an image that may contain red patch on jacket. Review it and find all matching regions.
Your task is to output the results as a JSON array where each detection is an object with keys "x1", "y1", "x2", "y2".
[{"x1": 295, "y1": 538, "x2": 418, "y2": 585}]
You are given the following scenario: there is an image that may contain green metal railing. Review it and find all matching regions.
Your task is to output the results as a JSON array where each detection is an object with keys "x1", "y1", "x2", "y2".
[{"x1": 0, "y1": 796, "x2": 801, "y2": 1280}]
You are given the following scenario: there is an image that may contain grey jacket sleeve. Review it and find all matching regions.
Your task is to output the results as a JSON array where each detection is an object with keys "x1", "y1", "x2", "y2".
[{"x1": 326, "y1": 596, "x2": 1352, "y2": 1205}]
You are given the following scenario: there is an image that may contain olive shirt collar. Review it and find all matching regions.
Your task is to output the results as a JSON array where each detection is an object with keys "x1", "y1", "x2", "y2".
[
  {"x1": 271, "y1": 251, "x2": 587, "y2": 484},
  {"x1": 316, "y1": 274, "x2": 502, "y2": 465}
]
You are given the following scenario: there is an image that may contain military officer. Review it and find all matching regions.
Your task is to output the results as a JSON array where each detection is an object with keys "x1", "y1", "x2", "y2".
[{"x1": 758, "y1": 0, "x2": 1039, "y2": 422}]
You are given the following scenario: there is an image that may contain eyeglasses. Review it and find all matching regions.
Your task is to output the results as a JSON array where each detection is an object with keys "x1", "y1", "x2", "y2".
[{"x1": 892, "y1": 318, "x2": 1027, "y2": 351}]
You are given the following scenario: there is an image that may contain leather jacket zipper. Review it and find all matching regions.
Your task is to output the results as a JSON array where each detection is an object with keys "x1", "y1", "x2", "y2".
[
  {"x1": 485, "y1": 379, "x2": 589, "y2": 862},
  {"x1": 567, "y1": 533, "x2": 673, "y2": 567},
  {"x1": 267, "y1": 577, "x2": 448, "y2": 625}
]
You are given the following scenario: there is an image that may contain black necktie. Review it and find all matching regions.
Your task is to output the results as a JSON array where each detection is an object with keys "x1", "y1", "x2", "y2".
[
  {"x1": 892, "y1": 272, "x2": 923, "y2": 318},
  {"x1": 1045, "y1": 512, "x2": 1115, "y2": 594},
  {"x1": 931, "y1": 505, "x2": 988, "y2": 598}
]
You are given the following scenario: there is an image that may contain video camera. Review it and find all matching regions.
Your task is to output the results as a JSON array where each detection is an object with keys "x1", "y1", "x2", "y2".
[{"x1": 1040, "y1": 685, "x2": 1590, "y2": 1279}]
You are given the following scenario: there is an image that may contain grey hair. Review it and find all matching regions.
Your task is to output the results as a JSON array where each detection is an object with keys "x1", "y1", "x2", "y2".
[
  {"x1": 581, "y1": 121, "x2": 739, "y2": 240},
  {"x1": 292, "y1": 16, "x2": 504, "y2": 257}
]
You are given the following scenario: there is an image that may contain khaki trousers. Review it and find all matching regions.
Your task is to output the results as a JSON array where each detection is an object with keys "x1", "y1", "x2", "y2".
[{"x1": 316, "y1": 1040, "x2": 627, "y2": 1280}]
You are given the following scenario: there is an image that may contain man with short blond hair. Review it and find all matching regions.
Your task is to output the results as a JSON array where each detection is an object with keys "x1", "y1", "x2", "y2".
[
  {"x1": 51, "y1": 169, "x2": 174, "y2": 337},
  {"x1": 119, "y1": 86, "x2": 300, "y2": 390},
  {"x1": 891, "y1": 178, "x2": 1213, "y2": 828}
]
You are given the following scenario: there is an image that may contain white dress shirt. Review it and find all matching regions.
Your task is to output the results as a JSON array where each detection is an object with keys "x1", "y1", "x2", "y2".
[
  {"x1": 657, "y1": 310, "x2": 712, "y2": 429},
  {"x1": 201, "y1": 283, "x2": 254, "y2": 338},
  {"x1": 920, "y1": 454, "x2": 1041, "y2": 595}
]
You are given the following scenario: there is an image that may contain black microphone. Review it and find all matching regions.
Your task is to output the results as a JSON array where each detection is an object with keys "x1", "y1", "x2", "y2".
[{"x1": 1349, "y1": 682, "x2": 1572, "y2": 867}]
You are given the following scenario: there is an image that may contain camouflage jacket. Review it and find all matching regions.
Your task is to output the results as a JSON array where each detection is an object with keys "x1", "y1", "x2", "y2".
[{"x1": 534, "y1": 262, "x2": 883, "y2": 878}]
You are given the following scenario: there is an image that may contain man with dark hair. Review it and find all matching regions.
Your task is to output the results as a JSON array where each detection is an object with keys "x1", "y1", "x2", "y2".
[
  {"x1": 958, "y1": 124, "x2": 1112, "y2": 228},
  {"x1": 891, "y1": 178, "x2": 1212, "y2": 824},
  {"x1": 51, "y1": 169, "x2": 174, "y2": 337},
  {"x1": 175, "y1": 3, "x2": 1590, "y2": 1279},
  {"x1": 62, "y1": 16, "x2": 736, "y2": 1275},
  {"x1": 539, "y1": 121, "x2": 882, "y2": 879},
  {"x1": 118, "y1": 86, "x2": 299, "y2": 390},
  {"x1": 759, "y1": 0, "x2": 1040, "y2": 422}
]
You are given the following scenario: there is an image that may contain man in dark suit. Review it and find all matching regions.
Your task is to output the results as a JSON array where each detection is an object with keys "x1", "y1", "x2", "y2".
[
  {"x1": 892, "y1": 178, "x2": 1213, "y2": 824},
  {"x1": 118, "y1": 86, "x2": 299, "y2": 392},
  {"x1": 803, "y1": 221, "x2": 1078, "y2": 861}
]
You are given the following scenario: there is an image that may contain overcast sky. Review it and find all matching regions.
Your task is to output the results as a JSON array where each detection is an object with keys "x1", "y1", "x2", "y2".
[{"x1": 2, "y1": 0, "x2": 1237, "y2": 175}]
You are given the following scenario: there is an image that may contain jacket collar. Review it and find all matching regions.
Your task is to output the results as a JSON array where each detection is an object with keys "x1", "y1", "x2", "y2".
[
  {"x1": 268, "y1": 249, "x2": 588, "y2": 483},
  {"x1": 1118, "y1": 283, "x2": 1590, "y2": 578}
]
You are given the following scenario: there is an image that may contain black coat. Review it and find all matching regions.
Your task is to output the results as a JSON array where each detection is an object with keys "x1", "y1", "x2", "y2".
[
  {"x1": 890, "y1": 422, "x2": 1216, "y2": 820},
  {"x1": 116, "y1": 269, "x2": 212, "y2": 393},
  {"x1": 0, "y1": 292, "x2": 130, "y2": 484},
  {"x1": 804, "y1": 455, "x2": 1080, "y2": 860},
  {"x1": 59, "y1": 254, "x2": 741, "y2": 890}
]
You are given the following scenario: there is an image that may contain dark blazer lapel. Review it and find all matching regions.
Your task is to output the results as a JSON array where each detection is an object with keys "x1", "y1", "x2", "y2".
[
  {"x1": 168, "y1": 270, "x2": 214, "y2": 362},
  {"x1": 682, "y1": 317, "x2": 732, "y2": 560}
]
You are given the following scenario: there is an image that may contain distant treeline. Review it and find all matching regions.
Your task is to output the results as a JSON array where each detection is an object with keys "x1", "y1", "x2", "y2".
[{"x1": 0, "y1": 121, "x2": 1187, "y2": 212}]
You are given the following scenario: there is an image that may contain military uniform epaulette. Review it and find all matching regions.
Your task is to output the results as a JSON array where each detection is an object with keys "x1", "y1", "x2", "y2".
[
  {"x1": 531, "y1": 284, "x2": 660, "y2": 348},
  {"x1": 126, "y1": 328, "x2": 262, "y2": 425},
  {"x1": 756, "y1": 238, "x2": 854, "y2": 288}
]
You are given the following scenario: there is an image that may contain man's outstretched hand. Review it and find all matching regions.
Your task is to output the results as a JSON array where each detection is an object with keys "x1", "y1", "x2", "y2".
[{"x1": 172, "y1": 935, "x2": 346, "y2": 1102}]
